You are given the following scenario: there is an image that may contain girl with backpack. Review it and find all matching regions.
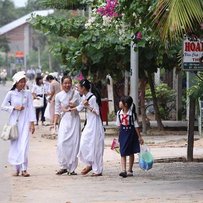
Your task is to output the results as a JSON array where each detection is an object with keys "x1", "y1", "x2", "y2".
[
  {"x1": 116, "y1": 96, "x2": 144, "y2": 178},
  {"x1": 71, "y1": 79, "x2": 104, "y2": 176}
]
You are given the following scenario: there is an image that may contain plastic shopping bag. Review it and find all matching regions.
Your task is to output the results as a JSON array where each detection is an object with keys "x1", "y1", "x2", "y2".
[{"x1": 139, "y1": 145, "x2": 153, "y2": 171}]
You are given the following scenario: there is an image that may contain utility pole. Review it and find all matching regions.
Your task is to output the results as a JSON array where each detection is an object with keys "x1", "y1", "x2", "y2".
[
  {"x1": 130, "y1": 41, "x2": 139, "y2": 113},
  {"x1": 38, "y1": 46, "x2": 41, "y2": 69}
]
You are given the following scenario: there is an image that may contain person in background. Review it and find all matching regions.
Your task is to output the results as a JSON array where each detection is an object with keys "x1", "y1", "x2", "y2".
[
  {"x1": 54, "y1": 76, "x2": 81, "y2": 175},
  {"x1": 36, "y1": 67, "x2": 42, "y2": 77},
  {"x1": 1, "y1": 71, "x2": 36, "y2": 177},
  {"x1": 26, "y1": 68, "x2": 35, "y2": 91},
  {"x1": 116, "y1": 96, "x2": 144, "y2": 178},
  {"x1": 43, "y1": 75, "x2": 51, "y2": 95},
  {"x1": 0, "y1": 69, "x2": 7, "y2": 85},
  {"x1": 46, "y1": 75, "x2": 61, "y2": 124},
  {"x1": 32, "y1": 76, "x2": 49, "y2": 126},
  {"x1": 43, "y1": 75, "x2": 52, "y2": 123},
  {"x1": 70, "y1": 79, "x2": 104, "y2": 177}
]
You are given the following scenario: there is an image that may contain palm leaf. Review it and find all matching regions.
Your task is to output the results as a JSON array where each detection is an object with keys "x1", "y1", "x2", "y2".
[{"x1": 152, "y1": 0, "x2": 203, "y2": 42}]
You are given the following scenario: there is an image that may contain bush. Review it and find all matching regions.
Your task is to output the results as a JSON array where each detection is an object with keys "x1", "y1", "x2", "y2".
[{"x1": 145, "y1": 83, "x2": 176, "y2": 120}]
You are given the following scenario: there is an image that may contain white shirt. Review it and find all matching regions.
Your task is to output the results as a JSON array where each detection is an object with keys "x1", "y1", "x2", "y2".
[
  {"x1": 116, "y1": 109, "x2": 139, "y2": 127},
  {"x1": 32, "y1": 84, "x2": 49, "y2": 95}
]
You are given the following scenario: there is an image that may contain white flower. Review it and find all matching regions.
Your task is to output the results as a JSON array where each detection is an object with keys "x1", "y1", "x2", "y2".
[
  {"x1": 88, "y1": 16, "x2": 96, "y2": 24},
  {"x1": 132, "y1": 12, "x2": 137, "y2": 18},
  {"x1": 102, "y1": 16, "x2": 112, "y2": 26},
  {"x1": 85, "y1": 16, "x2": 96, "y2": 28}
]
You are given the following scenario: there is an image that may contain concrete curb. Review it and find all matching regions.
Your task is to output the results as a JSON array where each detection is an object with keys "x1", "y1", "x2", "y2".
[{"x1": 154, "y1": 157, "x2": 203, "y2": 163}]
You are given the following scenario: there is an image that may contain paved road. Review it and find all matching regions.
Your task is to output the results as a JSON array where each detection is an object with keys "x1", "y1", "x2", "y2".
[{"x1": 0, "y1": 82, "x2": 11, "y2": 203}]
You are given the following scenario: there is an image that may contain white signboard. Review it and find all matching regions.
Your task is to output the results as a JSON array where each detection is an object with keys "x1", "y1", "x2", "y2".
[{"x1": 183, "y1": 37, "x2": 203, "y2": 71}]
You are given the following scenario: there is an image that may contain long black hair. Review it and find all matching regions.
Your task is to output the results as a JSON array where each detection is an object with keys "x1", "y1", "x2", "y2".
[
  {"x1": 80, "y1": 79, "x2": 101, "y2": 106},
  {"x1": 46, "y1": 75, "x2": 54, "y2": 81},
  {"x1": 120, "y1": 96, "x2": 138, "y2": 121},
  {"x1": 10, "y1": 84, "x2": 17, "y2": 91},
  {"x1": 36, "y1": 76, "x2": 43, "y2": 86},
  {"x1": 79, "y1": 79, "x2": 91, "y2": 90}
]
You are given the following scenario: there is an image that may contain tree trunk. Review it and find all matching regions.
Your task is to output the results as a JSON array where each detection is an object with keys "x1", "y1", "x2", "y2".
[
  {"x1": 187, "y1": 97, "x2": 195, "y2": 161},
  {"x1": 48, "y1": 53, "x2": 52, "y2": 71},
  {"x1": 140, "y1": 78, "x2": 147, "y2": 135},
  {"x1": 147, "y1": 71, "x2": 164, "y2": 130}
]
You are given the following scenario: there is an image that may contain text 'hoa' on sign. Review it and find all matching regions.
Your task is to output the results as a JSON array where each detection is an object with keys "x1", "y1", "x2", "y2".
[{"x1": 183, "y1": 36, "x2": 203, "y2": 71}]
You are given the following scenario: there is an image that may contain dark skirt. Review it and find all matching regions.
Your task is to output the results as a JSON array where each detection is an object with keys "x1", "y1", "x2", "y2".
[{"x1": 119, "y1": 124, "x2": 140, "y2": 156}]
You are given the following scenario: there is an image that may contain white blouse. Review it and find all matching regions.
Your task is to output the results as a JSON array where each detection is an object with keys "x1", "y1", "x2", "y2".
[
  {"x1": 32, "y1": 84, "x2": 48, "y2": 95},
  {"x1": 116, "y1": 109, "x2": 139, "y2": 127}
]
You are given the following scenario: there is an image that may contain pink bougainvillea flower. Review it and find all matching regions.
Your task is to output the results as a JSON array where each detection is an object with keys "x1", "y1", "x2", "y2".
[
  {"x1": 136, "y1": 32, "x2": 142, "y2": 41},
  {"x1": 77, "y1": 72, "x2": 84, "y2": 81},
  {"x1": 97, "y1": 0, "x2": 119, "y2": 17}
]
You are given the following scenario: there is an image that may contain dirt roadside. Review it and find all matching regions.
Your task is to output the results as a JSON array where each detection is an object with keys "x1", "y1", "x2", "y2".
[{"x1": 2, "y1": 126, "x2": 203, "y2": 203}]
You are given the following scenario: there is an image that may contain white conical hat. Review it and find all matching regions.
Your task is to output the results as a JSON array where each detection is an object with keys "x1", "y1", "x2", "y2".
[{"x1": 12, "y1": 71, "x2": 26, "y2": 85}]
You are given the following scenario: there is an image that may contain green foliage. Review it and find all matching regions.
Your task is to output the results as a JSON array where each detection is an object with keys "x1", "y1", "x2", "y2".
[
  {"x1": 32, "y1": 15, "x2": 86, "y2": 37},
  {"x1": 188, "y1": 73, "x2": 203, "y2": 100},
  {"x1": 27, "y1": 47, "x2": 61, "y2": 71},
  {"x1": 117, "y1": 0, "x2": 181, "y2": 77},
  {"x1": 40, "y1": 0, "x2": 84, "y2": 10},
  {"x1": 152, "y1": 0, "x2": 203, "y2": 42},
  {"x1": 0, "y1": 53, "x2": 5, "y2": 66},
  {"x1": 0, "y1": 36, "x2": 10, "y2": 52},
  {"x1": 32, "y1": 0, "x2": 182, "y2": 82},
  {"x1": 32, "y1": 3, "x2": 131, "y2": 80},
  {"x1": 146, "y1": 83, "x2": 176, "y2": 119},
  {"x1": 0, "y1": 0, "x2": 16, "y2": 26}
]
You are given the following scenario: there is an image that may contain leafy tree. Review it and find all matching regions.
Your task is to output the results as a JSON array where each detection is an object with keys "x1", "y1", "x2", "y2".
[
  {"x1": 0, "y1": 36, "x2": 10, "y2": 52},
  {"x1": 146, "y1": 83, "x2": 176, "y2": 120},
  {"x1": 152, "y1": 0, "x2": 203, "y2": 160},
  {"x1": 39, "y1": 0, "x2": 83, "y2": 10},
  {"x1": 117, "y1": 0, "x2": 166, "y2": 130},
  {"x1": 32, "y1": 0, "x2": 187, "y2": 132},
  {"x1": 152, "y1": 0, "x2": 203, "y2": 42},
  {"x1": 0, "y1": 0, "x2": 16, "y2": 26},
  {"x1": 14, "y1": 0, "x2": 45, "y2": 17},
  {"x1": 32, "y1": 0, "x2": 131, "y2": 82},
  {"x1": 26, "y1": 0, "x2": 44, "y2": 11}
]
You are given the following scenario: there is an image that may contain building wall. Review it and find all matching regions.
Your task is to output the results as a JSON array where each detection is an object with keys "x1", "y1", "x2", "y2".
[{"x1": 3, "y1": 23, "x2": 32, "y2": 57}]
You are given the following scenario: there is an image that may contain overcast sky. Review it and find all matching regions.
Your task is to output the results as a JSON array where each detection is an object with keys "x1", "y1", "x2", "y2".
[{"x1": 13, "y1": 0, "x2": 27, "y2": 7}]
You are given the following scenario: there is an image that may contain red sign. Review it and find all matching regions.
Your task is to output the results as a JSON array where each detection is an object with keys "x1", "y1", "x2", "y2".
[{"x1": 15, "y1": 51, "x2": 24, "y2": 58}]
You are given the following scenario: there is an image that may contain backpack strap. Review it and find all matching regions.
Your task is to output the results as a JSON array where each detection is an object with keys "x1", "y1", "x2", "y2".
[
  {"x1": 82, "y1": 94, "x2": 94, "y2": 131},
  {"x1": 118, "y1": 110, "x2": 121, "y2": 124},
  {"x1": 87, "y1": 94, "x2": 93, "y2": 101}
]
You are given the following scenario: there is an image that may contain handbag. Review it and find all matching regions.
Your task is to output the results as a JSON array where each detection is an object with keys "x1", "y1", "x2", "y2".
[
  {"x1": 1, "y1": 124, "x2": 18, "y2": 141},
  {"x1": 1, "y1": 91, "x2": 23, "y2": 141},
  {"x1": 33, "y1": 96, "x2": 44, "y2": 108},
  {"x1": 139, "y1": 145, "x2": 153, "y2": 171},
  {"x1": 33, "y1": 86, "x2": 45, "y2": 108}
]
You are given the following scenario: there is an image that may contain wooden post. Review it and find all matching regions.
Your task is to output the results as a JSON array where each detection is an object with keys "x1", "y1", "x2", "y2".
[{"x1": 187, "y1": 97, "x2": 195, "y2": 161}]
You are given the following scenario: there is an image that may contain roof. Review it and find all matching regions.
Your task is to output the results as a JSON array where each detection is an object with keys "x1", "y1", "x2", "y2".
[{"x1": 0, "y1": 10, "x2": 54, "y2": 35}]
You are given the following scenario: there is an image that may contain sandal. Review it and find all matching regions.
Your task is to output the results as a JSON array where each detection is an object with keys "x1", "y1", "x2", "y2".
[
  {"x1": 81, "y1": 166, "x2": 92, "y2": 175},
  {"x1": 22, "y1": 171, "x2": 30, "y2": 177},
  {"x1": 56, "y1": 169, "x2": 67, "y2": 175},
  {"x1": 13, "y1": 171, "x2": 20, "y2": 177},
  {"x1": 127, "y1": 170, "x2": 133, "y2": 177},
  {"x1": 67, "y1": 171, "x2": 77, "y2": 176},
  {"x1": 119, "y1": 171, "x2": 127, "y2": 178},
  {"x1": 91, "y1": 173, "x2": 102, "y2": 177}
]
